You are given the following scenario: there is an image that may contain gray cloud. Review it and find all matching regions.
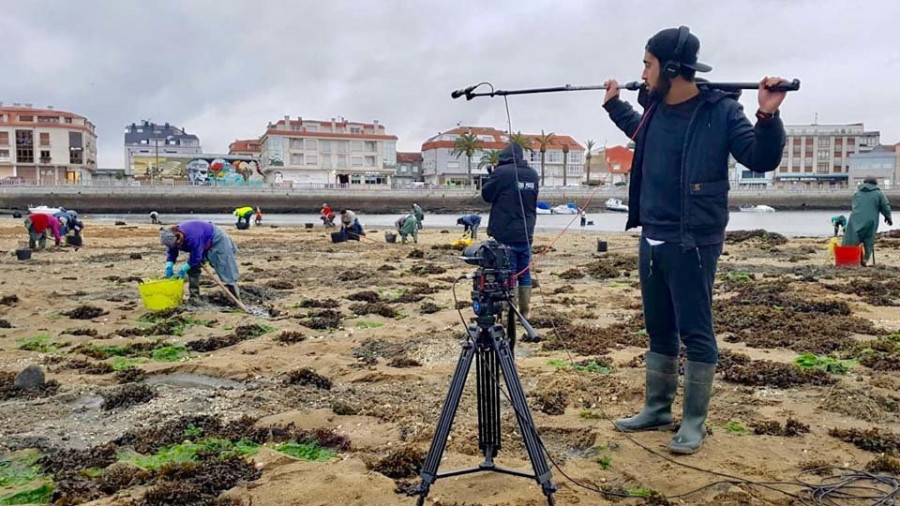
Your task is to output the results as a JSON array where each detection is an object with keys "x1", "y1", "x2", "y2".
[{"x1": 2, "y1": 0, "x2": 898, "y2": 168}]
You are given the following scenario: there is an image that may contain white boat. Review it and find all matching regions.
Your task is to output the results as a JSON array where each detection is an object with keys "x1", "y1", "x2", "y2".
[
  {"x1": 605, "y1": 198, "x2": 629, "y2": 213},
  {"x1": 551, "y1": 205, "x2": 578, "y2": 215},
  {"x1": 536, "y1": 208, "x2": 551, "y2": 215},
  {"x1": 739, "y1": 204, "x2": 776, "y2": 213},
  {"x1": 28, "y1": 206, "x2": 64, "y2": 214}
]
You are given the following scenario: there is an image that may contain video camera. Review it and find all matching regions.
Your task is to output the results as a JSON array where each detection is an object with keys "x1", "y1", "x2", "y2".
[{"x1": 461, "y1": 240, "x2": 517, "y2": 319}]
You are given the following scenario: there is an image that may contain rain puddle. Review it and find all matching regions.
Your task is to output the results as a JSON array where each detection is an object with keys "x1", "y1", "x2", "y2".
[{"x1": 144, "y1": 373, "x2": 243, "y2": 390}]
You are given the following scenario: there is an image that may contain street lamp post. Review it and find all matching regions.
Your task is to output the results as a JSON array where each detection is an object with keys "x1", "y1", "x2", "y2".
[{"x1": 152, "y1": 135, "x2": 175, "y2": 185}]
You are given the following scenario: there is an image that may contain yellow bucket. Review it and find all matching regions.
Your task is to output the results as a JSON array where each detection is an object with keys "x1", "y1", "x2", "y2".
[
  {"x1": 138, "y1": 278, "x2": 185, "y2": 311},
  {"x1": 451, "y1": 237, "x2": 474, "y2": 249},
  {"x1": 827, "y1": 237, "x2": 839, "y2": 254}
]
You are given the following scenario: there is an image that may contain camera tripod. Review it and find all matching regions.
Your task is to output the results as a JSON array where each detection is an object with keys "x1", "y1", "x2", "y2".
[{"x1": 412, "y1": 288, "x2": 556, "y2": 505}]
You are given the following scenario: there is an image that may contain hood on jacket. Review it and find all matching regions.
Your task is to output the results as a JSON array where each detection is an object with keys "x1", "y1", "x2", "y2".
[
  {"x1": 858, "y1": 182, "x2": 880, "y2": 192},
  {"x1": 498, "y1": 143, "x2": 528, "y2": 166}
]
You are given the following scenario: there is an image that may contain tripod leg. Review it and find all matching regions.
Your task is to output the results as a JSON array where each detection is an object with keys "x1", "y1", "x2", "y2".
[
  {"x1": 476, "y1": 341, "x2": 501, "y2": 462},
  {"x1": 494, "y1": 333, "x2": 557, "y2": 503},
  {"x1": 415, "y1": 336, "x2": 477, "y2": 501}
]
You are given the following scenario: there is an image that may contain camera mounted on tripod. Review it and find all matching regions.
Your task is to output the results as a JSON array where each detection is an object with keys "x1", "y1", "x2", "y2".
[{"x1": 462, "y1": 240, "x2": 516, "y2": 319}]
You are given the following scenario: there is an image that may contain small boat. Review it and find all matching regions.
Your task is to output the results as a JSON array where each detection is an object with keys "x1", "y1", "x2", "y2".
[
  {"x1": 536, "y1": 207, "x2": 551, "y2": 215},
  {"x1": 28, "y1": 206, "x2": 64, "y2": 214},
  {"x1": 536, "y1": 201, "x2": 552, "y2": 215},
  {"x1": 551, "y1": 205, "x2": 578, "y2": 215},
  {"x1": 605, "y1": 198, "x2": 629, "y2": 213},
  {"x1": 739, "y1": 204, "x2": 776, "y2": 213}
]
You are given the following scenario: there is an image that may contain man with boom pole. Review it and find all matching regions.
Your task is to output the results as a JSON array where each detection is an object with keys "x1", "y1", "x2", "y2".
[{"x1": 602, "y1": 26, "x2": 788, "y2": 454}]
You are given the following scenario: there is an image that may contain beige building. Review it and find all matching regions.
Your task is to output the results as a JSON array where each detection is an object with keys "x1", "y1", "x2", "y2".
[
  {"x1": 773, "y1": 123, "x2": 880, "y2": 189},
  {"x1": 0, "y1": 103, "x2": 97, "y2": 183},
  {"x1": 259, "y1": 116, "x2": 398, "y2": 186}
]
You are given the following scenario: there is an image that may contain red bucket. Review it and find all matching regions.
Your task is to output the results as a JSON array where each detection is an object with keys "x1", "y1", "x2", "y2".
[{"x1": 834, "y1": 245, "x2": 862, "y2": 267}]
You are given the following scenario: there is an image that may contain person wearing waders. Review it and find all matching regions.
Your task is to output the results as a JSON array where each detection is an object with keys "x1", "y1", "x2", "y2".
[
  {"x1": 160, "y1": 221, "x2": 240, "y2": 302},
  {"x1": 412, "y1": 203, "x2": 425, "y2": 230},
  {"x1": 395, "y1": 214, "x2": 419, "y2": 244},
  {"x1": 843, "y1": 177, "x2": 892, "y2": 266},
  {"x1": 602, "y1": 26, "x2": 787, "y2": 454}
]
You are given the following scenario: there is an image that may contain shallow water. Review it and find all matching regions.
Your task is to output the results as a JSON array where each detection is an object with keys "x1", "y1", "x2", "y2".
[{"x1": 86, "y1": 210, "x2": 896, "y2": 238}]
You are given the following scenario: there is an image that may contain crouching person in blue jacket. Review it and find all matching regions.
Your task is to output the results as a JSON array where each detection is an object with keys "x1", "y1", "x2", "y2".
[{"x1": 159, "y1": 220, "x2": 240, "y2": 302}]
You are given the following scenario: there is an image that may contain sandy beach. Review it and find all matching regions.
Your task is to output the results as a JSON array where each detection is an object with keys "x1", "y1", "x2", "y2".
[{"x1": 2, "y1": 221, "x2": 900, "y2": 505}]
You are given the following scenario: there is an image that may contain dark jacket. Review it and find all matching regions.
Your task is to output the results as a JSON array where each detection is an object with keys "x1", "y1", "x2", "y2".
[
  {"x1": 481, "y1": 144, "x2": 539, "y2": 245},
  {"x1": 604, "y1": 86, "x2": 785, "y2": 248}
]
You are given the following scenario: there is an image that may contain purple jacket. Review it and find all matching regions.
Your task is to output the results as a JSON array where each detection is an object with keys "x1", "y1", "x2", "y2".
[{"x1": 166, "y1": 220, "x2": 215, "y2": 268}]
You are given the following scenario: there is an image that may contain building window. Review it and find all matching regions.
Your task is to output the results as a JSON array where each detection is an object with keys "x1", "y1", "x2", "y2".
[
  {"x1": 350, "y1": 127, "x2": 362, "y2": 134},
  {"x1": 64, "y1": 117, "x2": 72, "y2": 124},
  {"x1": 40, "y1": 150, "x2": 51, "y2": 164},
  {"x1": 304, "y1": 139, "x2": 317, "y2": 150},
  {"x1": 364, "y1": 156, "x2": 375, "y2": 167},
  {"x1": 305, "y1": 124, "x2": 318, "y2": 132},
  {"x1": 336, "y1": 141, "x2": 348, "y2": 154},
  {"x1": 290, "y1": 153, "x2": 303, "y2": 165},
  {"x1": 18, "y1": 115, "x2": 33, "y2": 122},
  {"x1": 447, "y1": 161, "x2": 459, "y2": 169},
  {"x1": 16, "y1": 130, "x2": 34, "y2": 163},
  {"x1": 322, "y1": 154, "x2": 331, "y2": 167},
  {"x1": 320, "y1": 140, "x2": 331, "y2": 153},
  {"x1": 0, "y1": 132, "x2": 8, "y2": 146},
  {"x1": 351, "y1": 141, "x2": 363, "y2": 152},
  {"x1": 69, "y1": 132, "x2": 83, "y2": 164},
  {"x1": 546, "y1": 151, "x2": 561, "y2": 163},
  {"x1": 352, "y1": 157, "x2": 363, "y2": 166},
  {"x1": 0, "y1": 149, "x2": 9, "y2": 158},
  {"x1": 39, "y1": 133, "x2": 50, "y2": 146},
  {"x1": 337, "y1": 155, "x2": 346, "y2": 167},
  {"x1": 306, "y1": 155, "x2": 317, "y2": 165},
  {"x1": 289, "y1": 138, "x2": 303, "y2": 149},
  {"x1": 364, "y1": 141, "x2": 376, "y2": 152},
  {"x1": 37, "y1": 116, "x2": 59, "y2": 124}
]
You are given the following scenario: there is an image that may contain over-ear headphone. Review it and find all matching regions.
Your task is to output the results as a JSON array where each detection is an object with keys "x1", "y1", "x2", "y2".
[{"x1": 663, "y1": 26, "x2": 690, "y2": 79}]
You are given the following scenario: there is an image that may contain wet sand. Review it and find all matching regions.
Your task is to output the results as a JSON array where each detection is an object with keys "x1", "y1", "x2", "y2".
[{"x1": 1, "y1": 222, "x2": 900, "y2": 505}]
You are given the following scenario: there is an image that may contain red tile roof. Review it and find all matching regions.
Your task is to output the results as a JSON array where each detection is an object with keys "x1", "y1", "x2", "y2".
[
  {"x1": 520, "y1": 134, "x2": 584, "y2": 151},
  {"x1": 605, "y1": 146, "x2": 634, "y2": 174},
  {"x1": 228, "y1": 139, "x2": 261, "y2": 154},
  {"x1": 397, "y1": 152, "x2": 423, "y2": 163},
  {"x1": 0, "y1": 106, "x2": 87, "y2": 120}
]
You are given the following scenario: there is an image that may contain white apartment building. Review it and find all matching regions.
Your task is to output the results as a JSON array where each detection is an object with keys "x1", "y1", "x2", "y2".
[
  {"x1": 522, "y1": 134, "x2": 584, "y2": 187},
  {"x1": 0, "y1": 103, "x2": 97, "y2": 183},
  {"x1": 259, "y1": 116, "x2": 398, "y2": 186},
  {"x1": 772, "y1": 123, "x2": 880, "y2": 189},
  {"x1": 421, "y1": 127, "x2": 585, "y2": 187},
  {"x1": 124, "y1": 120, "x2": 202, "y2": 179}
]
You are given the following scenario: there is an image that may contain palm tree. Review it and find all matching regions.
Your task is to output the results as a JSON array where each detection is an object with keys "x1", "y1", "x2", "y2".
[
  {"x1": 478, "y1": 149, "x2": 501, "y2": 171},
  {"x1": 450, "y1": 131, "x2": 481, "y2": 187},
  {"x1": 536, "y1": 130, "x2": 556, "y2": 187},
  {"x1": 508, "y1": 131, "x2": 533, "y2": 153},
  {"x1": 562, "y1": 143, "x2": 569, "y2": 187},
  {"x1": 584, "y1": 139, "x2": 595, "y2": 185}
]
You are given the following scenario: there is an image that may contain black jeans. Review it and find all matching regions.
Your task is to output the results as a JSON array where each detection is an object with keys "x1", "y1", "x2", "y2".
[{"x1": 638, "y1": 238, "x2": 723, "y2": 364}]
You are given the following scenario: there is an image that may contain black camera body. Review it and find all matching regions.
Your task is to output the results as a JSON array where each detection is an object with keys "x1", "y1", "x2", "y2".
[{"x1": 462, "y1": 240, "x2": 516, "y2": 319}]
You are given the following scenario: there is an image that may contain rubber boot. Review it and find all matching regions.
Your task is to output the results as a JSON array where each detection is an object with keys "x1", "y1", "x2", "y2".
[
  {"x1": 188, "y1": 273, "x2": 201, "y2": 299},
  {"x1": 614, "y1": 352, "x2": 679, "y2": 432},
  {"x1": 669, "y1": 360, "x2": 716, "y2": 455},
  {"x1": 518, "y1": 286, "x2": 540, "y2": 343}
]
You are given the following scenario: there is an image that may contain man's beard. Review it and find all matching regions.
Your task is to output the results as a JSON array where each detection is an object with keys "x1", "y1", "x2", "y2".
[{"x1": 649, "y1": 74, "x2": 672, "y2": 101}]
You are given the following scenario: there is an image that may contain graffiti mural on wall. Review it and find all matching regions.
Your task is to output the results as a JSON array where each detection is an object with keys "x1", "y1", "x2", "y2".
[
  {"x1": 186, "y1": 158, "x2": 261, "y2": 185},
  {"x1": 133, "y1": 156, "x2": 262, "y2": 185}
]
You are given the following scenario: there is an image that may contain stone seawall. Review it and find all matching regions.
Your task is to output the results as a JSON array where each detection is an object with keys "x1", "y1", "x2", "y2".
[{"x1": 0, "y1": 186, "x2": 882, "y2": 213}]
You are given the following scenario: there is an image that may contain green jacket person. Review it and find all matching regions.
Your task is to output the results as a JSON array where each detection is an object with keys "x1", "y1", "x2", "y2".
[{"x1": 843, "y1": 177, "x2": 892, "y2": 265}]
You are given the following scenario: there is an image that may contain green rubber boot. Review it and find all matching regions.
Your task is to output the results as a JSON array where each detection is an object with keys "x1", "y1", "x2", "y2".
[
  {"x1": 669, "y1": 360, "x2": 716, "y2": 454},
  {"x1": 614, "y1": 351, "x2": 678, "y2": 432}
]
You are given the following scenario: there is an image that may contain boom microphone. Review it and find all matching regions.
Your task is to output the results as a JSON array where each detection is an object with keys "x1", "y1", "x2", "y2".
[{"x1": 451, "y1": 85, "x2": 478, "y2": 99}]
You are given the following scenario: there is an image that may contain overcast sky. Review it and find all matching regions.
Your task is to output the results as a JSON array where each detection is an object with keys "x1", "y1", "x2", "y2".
[{"x1": 2, "y1": 0, "x2": 898, "y2": 168}]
